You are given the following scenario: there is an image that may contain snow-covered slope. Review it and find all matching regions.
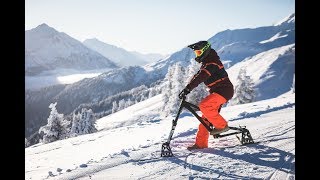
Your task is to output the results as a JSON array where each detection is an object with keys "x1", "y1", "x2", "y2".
[
  {"x1": 227, "y1": 44, "x2": 295, "y2": 101},
  {"x1": 25, "y1": 24, "x2": 118, "y2": 75},
  {"x1": 274, "y1": 13, "x2": 295, "y2": 26},
  {"x1": 83, "y1": 38, "x2": 148, "y2": 67},
  {"x1": 25, "y1": 91, "x2": 295, "y2": 180}
]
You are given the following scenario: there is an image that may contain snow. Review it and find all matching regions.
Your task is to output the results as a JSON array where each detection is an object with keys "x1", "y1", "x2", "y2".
[
  {"x1": 25, "y1": 91, "x2": 295, "y2": 180},
  {"x1": 208, "y1": 13, "x2": 294, "y2": 65},
  {"x1": 274, "y1": 13, "x2": 295, "y2": 26},
  {"x1": 227, "y1": 44, "x2": 295, "y2": 101},
  {"x1": 25, "y1": 24, "x2": 117, "y2": 76},
  {"x1": 228, "y1": 44, "x2": 293, "y2": 83},
  {"x1": 259, "y1": 33, "x2": 288, "y2": 44}
]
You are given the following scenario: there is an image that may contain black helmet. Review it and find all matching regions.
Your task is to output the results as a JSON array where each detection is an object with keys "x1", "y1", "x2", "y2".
[{"x1": 187, "y1": 41, "x2": 211, "y2": 63}]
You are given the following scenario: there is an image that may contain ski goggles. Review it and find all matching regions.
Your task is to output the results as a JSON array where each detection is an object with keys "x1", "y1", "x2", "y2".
[
  {"x1": 194, "y1": 49, "x2": 204, "y2": 57},
  {"x1": 193, "y1": 42, "x2": 211, "y2": 57}
]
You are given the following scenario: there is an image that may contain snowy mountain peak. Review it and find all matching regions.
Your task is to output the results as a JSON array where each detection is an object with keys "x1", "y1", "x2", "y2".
[
  {"x1": 274, "y1": 13, "x2": 295, "y2": 26},
  {"x1": 36, "y1": 23, "x2": 51, "y2": 29},
  {"x1": 84, "y1": 38, "x2": 106, "y2": 45},
  {"x1": 25, "y1": 24, "x2": 118, "y2": 75},
  {"x1": 86, "y1": 37, "x2": 99, "y2": 41},
  {"x1": 207, "y1": 13, "x2": 294, "y2": 65},
  {"x1": 30, "y1": 23, "x2": 59, "y2": 35}
]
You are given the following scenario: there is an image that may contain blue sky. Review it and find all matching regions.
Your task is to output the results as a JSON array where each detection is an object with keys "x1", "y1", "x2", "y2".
[{"x1": 25, "y1": 0, "x2": 294, "y2": 55}]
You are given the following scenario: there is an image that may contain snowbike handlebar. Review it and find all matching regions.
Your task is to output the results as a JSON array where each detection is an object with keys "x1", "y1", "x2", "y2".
[{"x1": 178, "y1": 91, "x2": 187, "y2": 100}]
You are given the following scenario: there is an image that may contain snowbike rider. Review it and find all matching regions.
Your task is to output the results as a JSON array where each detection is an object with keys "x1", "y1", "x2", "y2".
[{"x1": 179, "y1": 40, "x2": 234, "y2": 150}]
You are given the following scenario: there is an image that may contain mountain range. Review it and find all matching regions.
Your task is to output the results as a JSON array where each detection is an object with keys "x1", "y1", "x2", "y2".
[
  {"x1": 25, "y1": 13, "x2": 295, "y2": 146},
  {"x1": 25, "y1": 23, "x2": 118, "y2": 76},
  {"x1": 83, "y1": 38, "x2": 164, "y2": 67},
  {"x1": 209, "y1": 13, "x2": 295, "y2": 66}
]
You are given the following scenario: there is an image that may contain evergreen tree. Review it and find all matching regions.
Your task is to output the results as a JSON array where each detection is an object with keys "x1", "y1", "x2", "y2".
[
  {"x1": 118, "y1": 99, "x2": 126, "y2": 111},
  {"x1": 125, "y1": 99, "x2": 133, "y2": 107},
  {"x1": 140, "y1": 94, "x2": 147, "y2": 102},
  {"x1": 161, "y1": 64, "x2": 175, "y2": 116},
  {"x1": 70, "y1": 108, "x2": 97, "y2": 136},
  {"x1": 148, "y1": 88, "x2": 157, "y2": 98},
  {"x1": 39, "y1": 102, "x2": 69, "y2": 144},
  {"x1": 162, "y1": 63, "x2": 186, "y2": 117},
  {"x1": 70, "y1": 112, "x2": 81, "y2": 136},
  {"x1": 185, "y1": 60, "x2": 209, "y2": 105},
  {"x1": 112, "y1": 101, "x2": 118, "y2": 113},
  {"x1": 230, "y1": 68, "x2": 256, "y2": 105}
]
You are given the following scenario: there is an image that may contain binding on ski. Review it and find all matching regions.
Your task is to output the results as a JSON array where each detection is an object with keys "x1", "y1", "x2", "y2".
[{"x1": 161, "y1": 92, "x2": 254, "y2": 157}]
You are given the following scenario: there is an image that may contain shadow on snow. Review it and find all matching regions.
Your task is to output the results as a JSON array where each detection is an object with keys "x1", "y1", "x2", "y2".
[{"x1": 137, "y1": 137, "x2": 294, "y2": 179}]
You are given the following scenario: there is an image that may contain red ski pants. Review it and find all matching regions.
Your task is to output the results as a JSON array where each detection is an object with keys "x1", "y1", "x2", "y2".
[{"x1": 195, "y1": 93, "x2": 228, "y2": 148}]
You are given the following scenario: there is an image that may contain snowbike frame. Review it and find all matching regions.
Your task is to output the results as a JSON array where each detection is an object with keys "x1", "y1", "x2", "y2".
[{"x1": 161, "y1": 92, "x2": 254, "y2": 157}]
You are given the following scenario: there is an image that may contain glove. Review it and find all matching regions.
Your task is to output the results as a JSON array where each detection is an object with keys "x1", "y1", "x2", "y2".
[{"x1": 179, "y1": 87, "x2": 191, "y2": 99}]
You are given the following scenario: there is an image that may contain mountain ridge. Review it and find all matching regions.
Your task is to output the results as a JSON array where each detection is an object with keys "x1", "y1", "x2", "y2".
[
  {"x1": 25, "y1": 23, "x2": 118, "y2": 75},
  {"x1": 83, "y1": 38, "x2": 149, "y2": 67}
]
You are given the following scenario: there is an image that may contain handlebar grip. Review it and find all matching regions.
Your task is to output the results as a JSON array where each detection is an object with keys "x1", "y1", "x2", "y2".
[{"x1": 178, "y1": 91, "x2": 186, "y2": 99}]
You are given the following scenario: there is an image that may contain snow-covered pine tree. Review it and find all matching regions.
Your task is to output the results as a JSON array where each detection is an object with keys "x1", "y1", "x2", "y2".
[
  {"x1": 229, "y1": 68, "x2": 256, "y2": 105},
  {"x1": 185, "y1": 59, "x2": 209, "y2": 105},
  {"x1": 70, "y1": 112, "x2": 81, "y2": 137},
  {"x1": 148, "y1": 87, "x2": 157, "y2": 98},
  {"x1": 112, "y1": 101, "x2": 118, "y2": 113},
  {"x1": 140, "y1": 94, "x2": 147, "y2": 102},
  {"x1": 81, "y1": 108, "x2": 97, "y2": 134},
  {"x1": 70, "y1": 108, "x2": 97, "y2": 136},
  {"x1": 125, "y1": 99, "x2": 133, "y2": 107},
  {"x1": 161, "y1": 64, "x2": 174, "y2": 116},
  {"x1": 162, "y1": 63, "x2": 186, "y2": 117},
  {"x1": 39, "y1": 102, "x2": 69, "y2": 144},
  {"x1": 118, "y1": 99, "x2": 126, "y2": 111}
]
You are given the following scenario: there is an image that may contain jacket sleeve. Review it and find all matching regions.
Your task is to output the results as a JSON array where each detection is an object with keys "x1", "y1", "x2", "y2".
[{"x1": 186, "y1": 68, "x2": 210, "y2": 91}]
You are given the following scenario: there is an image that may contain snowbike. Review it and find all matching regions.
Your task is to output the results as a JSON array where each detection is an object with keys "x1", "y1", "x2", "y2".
[{"x1": 161, "y1": 91, "x2": 254, "y2": 157}]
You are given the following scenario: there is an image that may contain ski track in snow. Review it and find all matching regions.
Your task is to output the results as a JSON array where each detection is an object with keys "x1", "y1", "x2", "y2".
[{"x1": 26, "y1": 93, "x2": 295, "y2": 180}]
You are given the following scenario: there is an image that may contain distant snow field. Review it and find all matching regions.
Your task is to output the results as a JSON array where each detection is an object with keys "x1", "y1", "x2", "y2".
[{"x1": 259, "y1": 32, "x2": 288, "y2": 44}]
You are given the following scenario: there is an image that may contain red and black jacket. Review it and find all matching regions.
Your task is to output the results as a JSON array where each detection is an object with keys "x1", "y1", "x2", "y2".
[{"x1": 186, "y1": 49, "x2": 234, "y2": 101}]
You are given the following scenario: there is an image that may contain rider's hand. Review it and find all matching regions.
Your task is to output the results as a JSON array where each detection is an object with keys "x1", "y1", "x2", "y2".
[{"x1": 179, "y1": 87, "x2": 190, "y2": 99}]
